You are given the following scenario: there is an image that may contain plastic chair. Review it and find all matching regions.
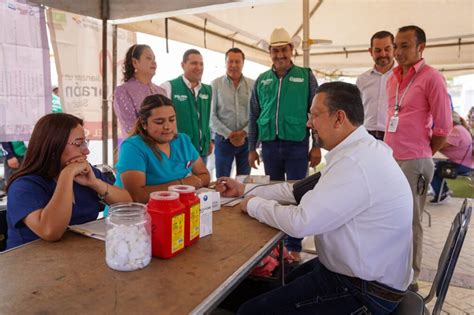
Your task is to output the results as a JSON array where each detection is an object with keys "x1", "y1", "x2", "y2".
[
  {"x1": 392, "y1": 198, "x2": 472, "y2": 315},
  {"x1": 0, "y1": 194, "x2": 7, "y2": 251}
]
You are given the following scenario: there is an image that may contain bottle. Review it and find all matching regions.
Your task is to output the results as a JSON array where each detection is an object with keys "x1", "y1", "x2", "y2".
[
  {"x1": 105, "y1": 202, "x2": 151, "y2": 271},
  {"x1": 168, "y1": 185, "x2": 200, "y2": 247},
  {"x1": 147, "y1": 191, "x2": 186, "y2": 259}
]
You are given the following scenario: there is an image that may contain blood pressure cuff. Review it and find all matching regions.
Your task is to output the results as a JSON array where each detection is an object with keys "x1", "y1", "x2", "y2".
[{"x1": 292, "y1": 172, "x2": 321, "y2": 204}]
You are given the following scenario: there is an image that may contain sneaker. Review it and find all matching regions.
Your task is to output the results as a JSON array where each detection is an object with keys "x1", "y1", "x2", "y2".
[
  {"x1": 427, "y1": 186, "x2": 434, "y2": 196},
  {"x1": 429, "y1": 193, "x2": 449, "y2": 204}
]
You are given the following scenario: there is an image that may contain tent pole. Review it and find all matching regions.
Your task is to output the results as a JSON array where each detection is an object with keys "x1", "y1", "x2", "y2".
[
  {"x1": 302, "y1": 0, "x2": 310, "y2": 67},
  {"x1": 112, "y1": 25, "x2": 118, "y2": 165},
  {"x1": 101, "y1": 0, "x2": 109, "y2": 165}
]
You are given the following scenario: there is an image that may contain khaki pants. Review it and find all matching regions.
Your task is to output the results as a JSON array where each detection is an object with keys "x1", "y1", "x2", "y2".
[{"x1": 397, "y1": 158, "x2": 434, "y2": 282}]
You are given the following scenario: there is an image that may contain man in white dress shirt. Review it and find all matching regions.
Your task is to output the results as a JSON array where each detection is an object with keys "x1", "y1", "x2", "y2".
[
  {"x1": 356, "y1": 31, "x2": 395, "y2": 140},
  {"x1": 217, "y1": 82, "x2": 413, "y2": 314}
]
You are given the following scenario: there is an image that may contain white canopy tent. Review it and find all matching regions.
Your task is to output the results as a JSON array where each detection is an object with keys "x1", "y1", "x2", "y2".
[
  {"x1": 25, "y1": 0, "x2": 474, "y2": 163},
  {"x1": 30, "y1": 0, "x2": 474, "y2": 77},
  {"x1": 117, "y1": 0, "x2": 474, "y2": 77}
]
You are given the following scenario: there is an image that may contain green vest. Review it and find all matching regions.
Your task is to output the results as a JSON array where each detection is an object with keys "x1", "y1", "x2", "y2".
[
  {"x1": 52, "y1": 94, "x2": 63, "y2": 113},
  {"x1": 12, "y1": 141, "x2": 27, "y2": 157},
  {"x1": 256, "y1": 65, "x2": 310, "y2": 141},
  {"x1": 170, "y1": 76, "x2": 212, "y2": 156}
]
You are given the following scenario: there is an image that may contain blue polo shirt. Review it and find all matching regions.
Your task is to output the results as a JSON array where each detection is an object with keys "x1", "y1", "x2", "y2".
[
  {"x1": 6, "y1": 167, "x2": 109, "y2": 249},
  {"x1": 115, "y1": 133, "x2": 199, "y2": 187}
]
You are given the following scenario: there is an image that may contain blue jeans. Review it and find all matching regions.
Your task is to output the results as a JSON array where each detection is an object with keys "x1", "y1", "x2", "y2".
[
  {"x1": 431, "y1": 161, "x2": 472, "y2": 197},
  {"x1": 214, "y1": 134, "x2": 251, "y2": 178},
  {"x1": 238, "y1": 258, "x2": 401, "y2": 315},
  {"x1": 261, "y1": 138, "x2": 309, "y2": 181},
  {"x1": 261, "y1": 138, "x2": 309, "y2": 252}
]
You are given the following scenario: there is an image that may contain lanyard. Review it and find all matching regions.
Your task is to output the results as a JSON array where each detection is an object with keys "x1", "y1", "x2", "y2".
[{"x1": 394, "y1": 63, "x2": 425, "y2": 117}]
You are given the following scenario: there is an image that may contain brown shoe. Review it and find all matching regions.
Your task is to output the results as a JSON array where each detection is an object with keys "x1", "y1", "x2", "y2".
[{"x1": 408, "y1": 282, "x2": 419, "y2": 292}]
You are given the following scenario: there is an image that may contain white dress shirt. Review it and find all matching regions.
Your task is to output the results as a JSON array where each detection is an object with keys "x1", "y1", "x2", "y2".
[
  {"x1": 356, "y1": 66, "x2": 394, "y2": 132},
  {"x1": 160, "y1": 75, "x2": 202, "y2": 100},
  {"x1": 247, "y1": 126, "x2": 413, "y2": 290}
]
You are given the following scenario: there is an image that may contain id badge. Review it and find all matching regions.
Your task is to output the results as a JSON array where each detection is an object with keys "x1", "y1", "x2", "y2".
[{"x1": 388, "y1": 116, "x2": 399, "y2": 133}]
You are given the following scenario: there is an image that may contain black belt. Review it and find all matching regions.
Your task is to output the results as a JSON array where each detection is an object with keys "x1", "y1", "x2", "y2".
[
  {"x1": 348, "y1": 277, "x2": 406, "y2": 302},
  {"x1": 367, "y1": 130, "x2": 385, "y2": 140}
]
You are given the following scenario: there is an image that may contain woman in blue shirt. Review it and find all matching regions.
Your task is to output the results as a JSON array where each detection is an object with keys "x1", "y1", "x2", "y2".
[
  {"x1": 116, "y1": 94, "x2": 210, "y2": 203},
  {"x1": 6, "y1": 113, "x2": 132, "y2": 249}
]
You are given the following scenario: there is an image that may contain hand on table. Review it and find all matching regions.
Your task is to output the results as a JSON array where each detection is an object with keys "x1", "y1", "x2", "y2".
[
  {"x1": 215, "y1": 177, "x2": 245, "y2": 198},
  {"x1": 182, "y1": 175, "x2": 203, "y2": 189},
  {"x1": 240, "y1": 195, "x2": 255, "y2": 213}
]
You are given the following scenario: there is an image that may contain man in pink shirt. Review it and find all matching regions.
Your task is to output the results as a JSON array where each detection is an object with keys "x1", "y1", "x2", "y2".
[{"x1": 385, "y1": 25, "x2": 452, "y2": 292}]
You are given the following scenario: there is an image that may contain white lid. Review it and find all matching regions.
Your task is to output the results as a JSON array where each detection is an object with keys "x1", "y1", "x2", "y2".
[
  {"x1": 149, "y1": 191, "x2": 179, "y2": 201},
  {"x1": 168, "y1": 185, "x2": 196, "y2": 193}
]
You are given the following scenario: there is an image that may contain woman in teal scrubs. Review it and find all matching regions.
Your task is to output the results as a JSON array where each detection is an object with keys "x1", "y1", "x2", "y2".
[{"x1": 115, "y1": 94, "x2": 210, "y2": 203}]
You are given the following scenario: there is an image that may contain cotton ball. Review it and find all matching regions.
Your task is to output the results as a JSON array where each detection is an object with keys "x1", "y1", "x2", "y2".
[{"x1": 106, "y1": 223, "x2": 151, "y2": 271}]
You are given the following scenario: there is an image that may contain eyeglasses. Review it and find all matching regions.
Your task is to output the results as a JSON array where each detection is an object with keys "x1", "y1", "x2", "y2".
[
  {"x1": 67, "y1": 139, "x2": 89, "y2": 149},
  {"x1": 307, "y1": 110, "x2": 333, "y2": 121}
]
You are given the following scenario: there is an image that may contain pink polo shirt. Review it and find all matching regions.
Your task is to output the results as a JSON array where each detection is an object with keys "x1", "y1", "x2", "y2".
[
  {"x1": 441, "y1": 125, "x2": 473, "y2": 168},
  {"x1": 384, "y1": 59, "x2": 452, "y2": 160}
]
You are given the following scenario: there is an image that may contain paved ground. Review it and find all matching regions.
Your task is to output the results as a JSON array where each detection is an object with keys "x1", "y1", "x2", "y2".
[
  {"x1": 301, "y1": 197, "x2": 473, "y2": 314},
  {"x1": 421, "y1": 197, "x2": 474, "y2": 314}
]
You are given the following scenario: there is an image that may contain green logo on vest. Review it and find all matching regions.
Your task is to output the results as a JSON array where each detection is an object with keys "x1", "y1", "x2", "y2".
[
  {"x1": 261, "y1": 78, "x2": 273, "y2": 86},
  {"x1": 174, "y1": 94, "x2": 188, "y2": 101},
  {"x1": 289, "y1": 77, "x2": 304, "y2": 83},
  {"x1": 199, "y1": 94, "x2": 209, "y2": 100}
]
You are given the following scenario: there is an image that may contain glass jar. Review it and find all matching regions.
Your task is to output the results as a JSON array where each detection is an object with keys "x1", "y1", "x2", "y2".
[{"x1": 105, "y1": 202, "x2": 151, "y2": 271}]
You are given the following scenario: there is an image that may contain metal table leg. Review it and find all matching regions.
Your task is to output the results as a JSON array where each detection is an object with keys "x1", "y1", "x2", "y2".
[{"x1": 279, "y1": 239, "x2": 285, "y2": 286}]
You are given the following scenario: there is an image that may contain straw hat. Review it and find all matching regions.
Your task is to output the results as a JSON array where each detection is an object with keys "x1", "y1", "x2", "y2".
[{"x1": 269, "y1": 27, "x2": 292, "y2": 47}]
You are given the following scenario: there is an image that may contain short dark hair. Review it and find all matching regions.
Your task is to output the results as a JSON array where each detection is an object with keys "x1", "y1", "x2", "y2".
[
  {"x1": 225, "y1": 47, "x2": 245, "y2": 61},
  {"x1": 370, "y1": 31, "x2": 394, "y2": 47},
  {"x1": 182, "y1": 49, "x2": 201, "y2": 63},
  {"x1": 398, "y1": 25, "x2": 426, "y2": 45},
  {"x1": 316, "y1": 82, "x2": 364, "y2": 126}
]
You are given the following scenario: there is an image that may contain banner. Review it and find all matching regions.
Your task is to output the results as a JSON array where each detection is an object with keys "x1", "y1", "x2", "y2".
[
  {"x1": 0, "y1": 0, "x2": 51, "y2": 141},
  {"x1": 48, "y1": 9, "x2": 136, "y2": 140}
]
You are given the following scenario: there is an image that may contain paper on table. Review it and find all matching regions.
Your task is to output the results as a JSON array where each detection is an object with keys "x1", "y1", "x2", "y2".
[
  {"x1": 236, "y1": 175, "x2": 270, "y2": 184},
  {"x1": 198, "y1": 184, "x2": 264, "y2": 207},
  {"x1": 198, "y1": 187, "x2": 240, "y2": 207},
  {"x1": 69, "y1": 219, "x2": 106, "y2": 241}
]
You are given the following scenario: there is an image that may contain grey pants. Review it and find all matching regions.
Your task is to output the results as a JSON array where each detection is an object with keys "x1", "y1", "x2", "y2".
[{"x1": 397, "y1": 158, "x2": 434, "y2": 282}]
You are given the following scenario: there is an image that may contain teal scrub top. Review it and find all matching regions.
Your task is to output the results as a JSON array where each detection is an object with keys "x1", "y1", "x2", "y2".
[{"x1": 115, "y1": 133, "x2": 200, "y2": 188}]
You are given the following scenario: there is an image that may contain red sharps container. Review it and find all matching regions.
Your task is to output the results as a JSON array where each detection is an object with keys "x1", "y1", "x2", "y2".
[
  {"x1": 147, "y1": 191, "x2": 185, "y2": 259},
  {"x1": 168, "y1": 185, "x2": 200, "y2": 247}
]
